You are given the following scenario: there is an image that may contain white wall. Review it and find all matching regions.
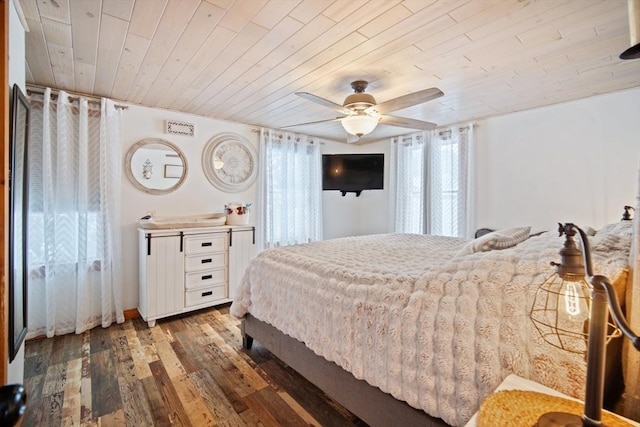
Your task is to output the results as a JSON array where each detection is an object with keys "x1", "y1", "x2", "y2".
[
  {"x1": 321, "y1": 87, "x2": 640, "y2": 241},
  {"x1": 120, "y1": 106, "x2": 259, "y2": 311},
  {"x1": 7, "y1": 0, "x2": 26, "y2": 385},
  {"x1": 119, "y1": 88, "x2": 640, "y2": 311},
  {"x1": 119, "y1": 108, "x2": 393, "y2": 309},
  {"x1": 474, "y1": 88, "x2": 640, "y2": 232},
  {"x1": 321, "y1": 139, "x2": 392, "y2": 240}
]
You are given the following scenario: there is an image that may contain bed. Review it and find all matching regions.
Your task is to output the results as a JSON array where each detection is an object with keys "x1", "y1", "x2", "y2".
[{"x1": 230, "y1": 222, "x2": 633, "y2": 426}]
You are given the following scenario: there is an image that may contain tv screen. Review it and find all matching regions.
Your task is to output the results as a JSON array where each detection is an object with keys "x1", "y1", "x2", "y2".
[{"x1": 322, "y1": 153, "x2": 384, "y2": 195}]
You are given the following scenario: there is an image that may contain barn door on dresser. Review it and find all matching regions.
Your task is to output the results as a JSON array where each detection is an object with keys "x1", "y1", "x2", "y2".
[{"x1": 228, "y1": 227, "x2": 256, "y2": 300}]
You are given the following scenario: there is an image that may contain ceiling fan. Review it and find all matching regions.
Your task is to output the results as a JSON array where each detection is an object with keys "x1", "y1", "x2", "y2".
[{"x1": 284, "y1": 80, "x2": 444, "y2": 142}]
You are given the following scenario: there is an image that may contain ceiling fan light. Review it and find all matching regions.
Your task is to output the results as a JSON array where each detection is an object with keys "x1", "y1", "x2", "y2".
[
  {"x1": 621, "y1": 0, "x2": 640, "y2": 59},
  {"x1": 341, "y1": 114, "x2": 379, "y2": 137}
]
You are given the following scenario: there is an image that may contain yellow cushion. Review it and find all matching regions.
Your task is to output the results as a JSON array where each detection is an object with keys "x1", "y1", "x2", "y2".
[{"x1": 478, "y1": 390, "x2": 632, "y2": 427}]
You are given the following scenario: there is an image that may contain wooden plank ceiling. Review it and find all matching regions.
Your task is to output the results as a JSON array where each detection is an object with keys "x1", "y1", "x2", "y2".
[{"x1": 19, "y1": 0, "x2": 640, "y2": 143}]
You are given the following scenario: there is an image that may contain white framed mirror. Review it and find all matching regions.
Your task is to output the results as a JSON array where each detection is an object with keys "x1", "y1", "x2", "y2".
[
  {"x1": 202, "y1": 133, "x2": 257, "y2": 193},
  {"x1": 125, "y1": 138, "x2": 188, "y2": 195}
]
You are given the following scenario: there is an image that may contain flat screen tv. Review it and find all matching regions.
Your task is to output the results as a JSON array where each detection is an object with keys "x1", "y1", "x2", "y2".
[{"x1": 322, "y1": 153, "x2": 384, "y2": 196}]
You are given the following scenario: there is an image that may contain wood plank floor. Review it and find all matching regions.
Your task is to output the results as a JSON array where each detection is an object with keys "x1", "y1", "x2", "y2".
[{"x1": 23, "y1": 304, "x2": 368, "y2": 426}]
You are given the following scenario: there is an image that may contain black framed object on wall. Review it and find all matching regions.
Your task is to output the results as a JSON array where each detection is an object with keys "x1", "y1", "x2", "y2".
[
  {"x1": 8, "y1": 84, "x2": 29, "y2": 361},
  {"x1": 322, "y1": 153, "x2": 384, "y2": 197}
]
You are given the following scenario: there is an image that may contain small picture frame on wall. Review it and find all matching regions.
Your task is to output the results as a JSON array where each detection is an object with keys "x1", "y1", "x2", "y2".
[{"x1": 164, "y1": 164, "x2": 183, "y2": 179}]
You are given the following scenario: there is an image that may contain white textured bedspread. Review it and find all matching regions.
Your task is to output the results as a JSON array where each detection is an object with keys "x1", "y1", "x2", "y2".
[{"x1": 231, "y1": 227, "x2": 631, "y2": 426}]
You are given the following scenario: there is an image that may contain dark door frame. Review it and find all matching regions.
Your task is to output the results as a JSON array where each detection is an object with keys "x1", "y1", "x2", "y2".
[{"x1": 1, "y1": 0, "x2": 11, "y2": 385}]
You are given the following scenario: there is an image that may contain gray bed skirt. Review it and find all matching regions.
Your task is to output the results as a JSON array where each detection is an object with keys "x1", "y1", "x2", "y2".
[{"x1": 241, "y1": 314, "x2": 449, "y2": 427}]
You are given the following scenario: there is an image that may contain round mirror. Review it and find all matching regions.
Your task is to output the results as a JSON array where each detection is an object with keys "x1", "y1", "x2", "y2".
[{"x1": 125, "y1": 138, "x2": 188, "y2": 195}]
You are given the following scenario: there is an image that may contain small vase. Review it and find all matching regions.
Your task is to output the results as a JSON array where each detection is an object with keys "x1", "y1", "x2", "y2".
[{"x1": 225, "y1": 203, "x2": 250, "y2": 225}]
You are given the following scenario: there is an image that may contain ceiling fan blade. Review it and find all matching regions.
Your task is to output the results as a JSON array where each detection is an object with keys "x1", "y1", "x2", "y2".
[
  {"x1": 281, "y1": 117, "x2": 345, "y2": 128},
  {"x1": 366, "y1": 87, "x2": 444, "y2": 115},
  {"x1": 296, "y1": 92, "x2": 351, "y2": 114},
  {"x1": 380, "y1": 115, "x2": 437, "y2": 130},
  {"x1": 346, "y1": 134, "x2": 360, "y2": 144}
]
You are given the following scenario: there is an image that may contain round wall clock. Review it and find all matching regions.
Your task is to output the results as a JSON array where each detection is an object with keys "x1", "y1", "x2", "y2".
[{"x1": 202, "y1": 133, "x2": 258, "y2": 192}]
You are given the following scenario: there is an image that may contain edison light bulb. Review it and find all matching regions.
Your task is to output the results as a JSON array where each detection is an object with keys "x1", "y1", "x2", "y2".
[{"x1": 561, "y1": 280, "x2": 589, "y2": 323}]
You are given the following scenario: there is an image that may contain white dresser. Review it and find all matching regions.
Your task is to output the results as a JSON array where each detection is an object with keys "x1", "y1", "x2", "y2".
[{"x1": 138, "y1": 225, "x2": 256, "y2": 327}]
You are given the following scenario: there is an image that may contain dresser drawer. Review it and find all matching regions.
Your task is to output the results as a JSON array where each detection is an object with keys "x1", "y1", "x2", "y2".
[
  {"x1": 185, "y1": 252, "x2": 227, "y2": 272},
  {"x1": 185, "y1": 268, "x2": 226, "y2": 290},
  {"x1": 185, "y1": 285, "x2": 226, "y2": 307},
  {"x1": 185, "y1": 233, "x2": 227, "y2": 255}
]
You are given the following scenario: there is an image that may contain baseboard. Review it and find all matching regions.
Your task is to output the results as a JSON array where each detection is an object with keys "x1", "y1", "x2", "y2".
[
  {"x1": 124, "y1": 308, "x2": 140, "y2": 320},
  {"x1": 26, "y1": 309, "x2": 141, "y2": 343}
]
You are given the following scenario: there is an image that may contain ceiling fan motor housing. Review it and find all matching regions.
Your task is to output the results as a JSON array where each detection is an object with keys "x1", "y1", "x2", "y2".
[
  {"x1": 343, "y1": 80, "x2": 376, "y2": 111},
  {"x1": 343, "y1": 93, "x2": 376, "y2": 110}
]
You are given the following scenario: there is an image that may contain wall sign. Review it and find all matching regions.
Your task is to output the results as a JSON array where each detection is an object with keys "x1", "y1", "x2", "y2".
[{"x1": 165, "y1": 120, "x2": 195, "y2": 137}]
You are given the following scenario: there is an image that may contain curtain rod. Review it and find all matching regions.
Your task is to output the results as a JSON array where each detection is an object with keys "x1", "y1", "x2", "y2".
[
  {"x1": 439, "y1": 124, "x2": 477, "y2": 136},
  {"x1": 251, "y1": 128, "x2": 323, "y2": 144},
  {"x1": 391, "y1": 124, "x2": 478, "y2": 142},
  {"x1": 26, "y1": 86, "x2": 129, "y2": 110},
  {"x1": 392, "y1": 134, "x2": 425, "y2": 143}
]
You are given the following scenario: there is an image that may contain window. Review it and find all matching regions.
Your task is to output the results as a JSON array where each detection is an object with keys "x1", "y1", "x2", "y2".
[
  {"x1": 258, "y1": 129, "x2": 322, "y2": 248},
  {"x1": 26, "y1": 90, "x2": 123, "y2": 338},
  {"x1": 393, "y1": 133, "x2": 426, "y2": 234},
  {"x1": 393, "y1": 126, "x2": 474, "y2": 238},
  {"x1": 428, "y1": 128, "x2": 471, "y2": 237}
]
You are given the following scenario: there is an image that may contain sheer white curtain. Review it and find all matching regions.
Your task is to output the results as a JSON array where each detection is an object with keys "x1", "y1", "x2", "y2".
[
  {"x1": 27, "y1": 88, "x2": 124, "y2": 338},
  {"x1": 391, "y1": 125, "x2": 475, "y2": 237},
  {"x1": 257, "y1": 128, "x2": 322, "y2": 249},
  {"x1": 392, "y1": 132, "x2": 429, "y2": 233},
  {"x1": 427, "y1": 125, "x2": 475, "y2": 238}
]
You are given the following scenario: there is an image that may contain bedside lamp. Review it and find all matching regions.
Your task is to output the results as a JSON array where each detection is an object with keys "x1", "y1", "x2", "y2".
[
  {"x1": 621, "y1": 205, "x2": 635, "y2": 221},
  {"x1": 530, "y1": 223, "x2": 640, "y2": 426}
]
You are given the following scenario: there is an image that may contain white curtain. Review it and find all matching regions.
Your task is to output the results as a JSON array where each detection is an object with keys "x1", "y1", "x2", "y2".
[
  {"x1": 27, "y1": 88, "x2": 124, "y2": 338},
  {"x1": 257, "y1": 128, "x2": 322, "y2": 249},
  {"x1": 427, "y1": 125, "x2": 475, "y2": 238},
  {"x1": 392, "y1": 132, "x2": 428, "y2": 234}
]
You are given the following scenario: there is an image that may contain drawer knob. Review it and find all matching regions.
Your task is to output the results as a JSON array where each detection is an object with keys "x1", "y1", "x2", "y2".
[
  {"x1": 202, "y1": 275, "x2": 212, "y2": 280},
  {"x1": 202, "y1": 291, "x2": 213, "y2": 297},
  {"x1": 202, "y1": 258, "x2": 212, "y2": 264},
  {"x1": 201, "y1": 242, "x2": 212, "y2": 247}
]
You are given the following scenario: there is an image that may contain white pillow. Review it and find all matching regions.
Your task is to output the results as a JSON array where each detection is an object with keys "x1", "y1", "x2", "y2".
[
  {"x1": 590, "y1": 221, "x2": 632, "y2": 253},
  {"x1": 584, "y1": 226, "x2": 597, "y2": 236},
  {"x1": 456, "y1": 226, "x2": 531, "y2": 256}
]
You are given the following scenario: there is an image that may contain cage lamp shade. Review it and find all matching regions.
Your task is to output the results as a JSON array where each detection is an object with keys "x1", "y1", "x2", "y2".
[
  {"x1": 529, "y1": 223, "x2": 640, "y2": 427},
  {"x1": 340, "y1": 114, "x2": 379, "y2": 137},
  {"x1": 530, "y1": 272, "x2": 621, "y2": 354}
]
